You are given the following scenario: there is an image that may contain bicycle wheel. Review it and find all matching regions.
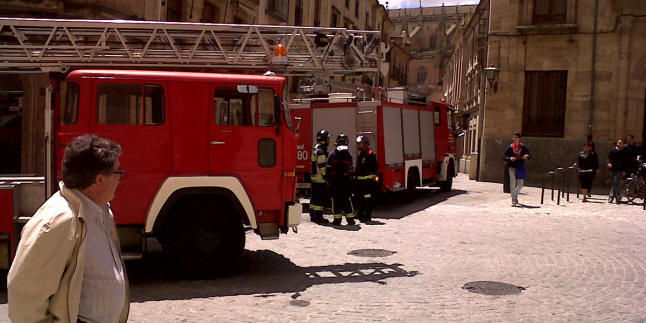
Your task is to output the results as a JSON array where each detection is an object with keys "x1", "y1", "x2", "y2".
[{"x1": 622, "y1": 179, "x2": 641, "y2": 203}]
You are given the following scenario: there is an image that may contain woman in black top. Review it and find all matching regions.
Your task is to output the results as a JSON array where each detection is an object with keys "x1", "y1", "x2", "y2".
[{"x1": 573, "y1": 142, "x2": 599, "y2": 202}]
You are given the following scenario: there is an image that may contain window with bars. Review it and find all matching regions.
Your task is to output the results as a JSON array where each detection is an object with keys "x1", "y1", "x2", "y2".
[
  {"x1": 331, "y1": 8, "x2": 340, "y2": 27},
  {"x1": 166, "y1": 0, "x2": 182, "y2": 21},
  {"x1": 295, "y1": 0, "x2": 303, "y2": 26},
  {"x1": 268, "y1": 0, "x2": 289, "y2": 21},
  {"x1": 417, "y1": 67, "x2": 427, "y2": 84},
  {"x1": 522, "y1": 71, "x2": 567, "y2": 137},
  {"x1": 314, "y1": 1, "x2": 321, "y2": 26},
  {"x1": 533, "y1": 0, "x2": 567, "y2": 24}
]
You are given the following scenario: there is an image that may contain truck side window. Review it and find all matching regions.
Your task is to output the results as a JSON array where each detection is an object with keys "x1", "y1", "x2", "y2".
[
  {"x1": 97, "y1": 83, "x2": 164, "y2": 125},
  {"x1": 434, "y1": 110, "x2": 441, "y2": 126},
  {"x1": 62, "y1": 82, "x2": 79, "y2": 124},
  {"x1": 256, "y1": 89, "x2": 276, "y2": 126},
  {"x1": 145, "y1": 85, "x2": 165, "y2": 125},
  {"x1": 213, "y1": 88, "x2": 253, "y2": 126}
]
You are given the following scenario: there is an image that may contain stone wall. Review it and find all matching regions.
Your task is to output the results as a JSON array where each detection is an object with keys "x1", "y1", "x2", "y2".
[{"x1": 480, "y1": 0, "x2": 646, "y2": 189}]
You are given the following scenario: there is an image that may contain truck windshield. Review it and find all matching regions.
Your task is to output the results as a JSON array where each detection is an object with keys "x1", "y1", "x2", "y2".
[{"x1": 282, "y1": 85, "x2": 294, "y2": 131}]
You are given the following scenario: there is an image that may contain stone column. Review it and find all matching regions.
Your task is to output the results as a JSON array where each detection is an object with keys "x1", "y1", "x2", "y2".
[{"x1": 18, "y1": 74, "x2": 49, "y2": 176}]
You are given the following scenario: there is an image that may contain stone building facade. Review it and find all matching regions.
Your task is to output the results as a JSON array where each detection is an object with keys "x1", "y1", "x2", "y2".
[
  {"x1": 0, "y1": 0, "x2": 391, "y2": 175},
  {"x1": 479, "y1": 0, "x2": 646, "y2": 188},
  {"x1": 442, "y1": 0, "x2": 489, "y2": 180},
  {"x1": 388, "y1": 5, "x2": 476, "y2": 101}
]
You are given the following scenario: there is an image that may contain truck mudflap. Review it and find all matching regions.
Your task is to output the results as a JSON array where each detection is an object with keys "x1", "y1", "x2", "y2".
[{"x1": 287, "y1": 202, "x2": 302, "y2": 230}]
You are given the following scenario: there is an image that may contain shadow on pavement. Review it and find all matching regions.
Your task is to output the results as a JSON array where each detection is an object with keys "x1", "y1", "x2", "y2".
[
  {"x1": 372, "y1": 189, "x2": 467, "y2": 220},
  {"x1": 515, "y1": 203, "x2": 540, "y2": 209},
  {"x1": 126, "y1": 249, "x2": 418, "y2": 302}
]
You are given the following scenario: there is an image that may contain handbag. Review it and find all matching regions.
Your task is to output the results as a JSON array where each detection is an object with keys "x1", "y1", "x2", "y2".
[{"x1": 515, "y1": 163, "x2": 528, "y2": 179}]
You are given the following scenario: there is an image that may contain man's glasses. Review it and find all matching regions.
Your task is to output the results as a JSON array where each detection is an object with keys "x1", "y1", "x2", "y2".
[{"x1": 109, "y1": 168, "x2": 126, "y2": 176}]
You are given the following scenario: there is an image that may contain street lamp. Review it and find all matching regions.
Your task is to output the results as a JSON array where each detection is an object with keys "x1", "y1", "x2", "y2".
[{"x1": 484, "y1": 64, "x2": 499, "y2": 93}]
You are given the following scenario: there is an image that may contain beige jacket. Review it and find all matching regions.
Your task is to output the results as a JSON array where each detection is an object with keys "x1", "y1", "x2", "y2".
[{"x1": 7, "y1": 182, "x2": 129, "y2": 323}]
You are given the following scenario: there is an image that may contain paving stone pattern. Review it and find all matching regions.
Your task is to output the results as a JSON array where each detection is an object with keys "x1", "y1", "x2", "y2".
[{"x1": 0, "y1": 175, "x2": 644, "y2": 322}]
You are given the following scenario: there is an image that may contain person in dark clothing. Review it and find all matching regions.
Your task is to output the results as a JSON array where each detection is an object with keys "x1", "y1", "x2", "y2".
[
  {"x1": 309, "y1": 129, "x2": 330, "y2": 224},
  {"x1": 573, "y1": 142, "x2": 599, "y2": 202},
  {"x1": 607, "y1": 139, "x2": 629, "y2": 203},
  {"x1": 624, "y1": 134, "x2": 641, "y2": 174},
  {"x1": 503, "y1": 132, "x2": 531, "y2": 206},
  {"x1": 354, "y1": 135, "x2": 378, "y2": 223},
  {"x1": 327, "y1": 133, "x2": 355, "y2": 226}
]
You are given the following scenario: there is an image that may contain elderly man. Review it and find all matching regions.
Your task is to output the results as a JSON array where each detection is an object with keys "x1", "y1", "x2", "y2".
[{"x1": 8, "y1": 134, "x2": 129, "y2": 322}]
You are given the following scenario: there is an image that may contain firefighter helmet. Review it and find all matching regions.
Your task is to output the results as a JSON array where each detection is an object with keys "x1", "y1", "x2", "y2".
[
  {"x1": 316, "y1": 129, "x2": 330, "y2": 144},
  {"x1": 336, "y1": 133, "x2": 349, "y2": 146},
  {"x1": 356, "y1": 135, "x2": 369, "y2": 146}
]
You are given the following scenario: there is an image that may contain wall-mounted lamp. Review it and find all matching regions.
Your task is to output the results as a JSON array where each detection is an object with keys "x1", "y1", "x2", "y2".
[{"x1": 484, "y1": 64, "x2": 500, "y2": 93}]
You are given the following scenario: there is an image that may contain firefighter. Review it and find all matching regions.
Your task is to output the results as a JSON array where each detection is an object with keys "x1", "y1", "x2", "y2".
[
  {"x1": 354, "y1": 135, "x2": 378, "y2": 222},
  {"x1": 310, "y1": 129, "x2": 330, "y2": 224},
  {"x1": 327, "y1": 133, "x2": 355, "y2": 225}
]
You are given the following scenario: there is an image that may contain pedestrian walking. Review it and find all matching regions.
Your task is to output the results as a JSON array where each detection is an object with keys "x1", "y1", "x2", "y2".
[
  {"x1": 624, "y1": 134, "x2": 641, "y2": 174},
  {"x1": 327, "y1": 133, "x2": 355, "y2": 226},
  {"x1": 607, "y1": 139, "x2": 629, "y2": 203},
  {"x1": 503, "y1": 132, "x2": 531, "y2": 207},
  {"x1": 310, "y1": 129, "x2": 331, "y2": 224},
  {"x1": 573, "y1": 142, "x2": 599, "y2": 202},
  {"x1": 7, "y1": 134, "x2": 129, "y2": 323},
  {"x1": 354, "y1": 135, "x2": 378, "y2": 223}
]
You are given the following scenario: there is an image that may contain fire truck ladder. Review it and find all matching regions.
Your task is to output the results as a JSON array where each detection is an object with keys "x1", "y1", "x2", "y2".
[{"x1": 0, "y1": 17, "x2": 381, "y2": 75}]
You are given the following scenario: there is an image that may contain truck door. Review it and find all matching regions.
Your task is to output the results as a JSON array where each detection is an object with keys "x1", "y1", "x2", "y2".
[
  {"x1": 90, "y1": 81, "x2": 171, "y2": 225},
  {"x1": 208, "y1": 86, "x2": 282, "y2": 211}
]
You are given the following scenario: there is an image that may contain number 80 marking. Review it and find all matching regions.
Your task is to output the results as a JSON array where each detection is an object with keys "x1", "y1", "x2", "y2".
[{"x1": 297, "y1": 150, "x2": 309, "y2": 161}]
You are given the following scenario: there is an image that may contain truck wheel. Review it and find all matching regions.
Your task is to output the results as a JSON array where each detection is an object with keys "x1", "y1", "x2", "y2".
[
  {"x1": 161, "y1": 197, "x2": 245, "y2": 275},
  {"x1": 439, "y1": 162, "x2": 454, "y2": 192}
]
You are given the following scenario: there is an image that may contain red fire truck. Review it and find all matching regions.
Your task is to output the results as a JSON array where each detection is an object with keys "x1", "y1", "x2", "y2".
[
  {"x1": 0, "y1": 18, "x2": 381, "y2": 271},
  {"x1": 290, "y1": 89, "x2": 457, "y2": 194}
]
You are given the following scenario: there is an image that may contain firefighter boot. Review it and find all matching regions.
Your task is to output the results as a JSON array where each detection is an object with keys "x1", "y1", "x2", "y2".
[
  {"x1": 332, "y1": 217, "x2": 342, "y2": 226},
  {"x1": 346, "y1": 217, "x2": 356, "y2": 225}
]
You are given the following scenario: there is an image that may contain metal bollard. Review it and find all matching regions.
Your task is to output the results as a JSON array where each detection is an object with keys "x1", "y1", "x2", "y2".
[
  {"x1": 550, "y1": 171, "x2": 556, "y2": 201},
  {"x1": 541, "y1": 175, "x2": 545, "y2": 204},
  {"x1": 556, "y1": 168, "x2": 564, "y2": 205},
  {"x1": 566, "y1": 167, "x2": 574, "y2": 202}
]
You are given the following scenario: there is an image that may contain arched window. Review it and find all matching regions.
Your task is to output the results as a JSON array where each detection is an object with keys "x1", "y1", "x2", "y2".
[{"x1": 417, "y1": 67, "x2": 427, "y2": 84}]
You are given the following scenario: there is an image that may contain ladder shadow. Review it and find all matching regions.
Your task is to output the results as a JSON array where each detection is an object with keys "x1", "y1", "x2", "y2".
[{"x1": 125, "y1": 249, "x2": 418, "y2": 302}]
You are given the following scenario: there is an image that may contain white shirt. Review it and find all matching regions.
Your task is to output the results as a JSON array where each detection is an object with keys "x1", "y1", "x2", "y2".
[{"x1": 76, "y1": 190, "x2": 126, "y2": 323}]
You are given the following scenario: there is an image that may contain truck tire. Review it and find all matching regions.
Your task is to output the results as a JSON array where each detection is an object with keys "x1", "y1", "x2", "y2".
[
  {"x1": 439, "y1": 161, "x2": 454, "y2": 192},
  {"x1": 161, "y1": 196, "x2": 245, "y2": 275}
]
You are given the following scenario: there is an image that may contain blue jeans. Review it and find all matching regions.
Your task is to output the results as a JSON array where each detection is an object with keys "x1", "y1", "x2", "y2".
[
  {"x1": 509, "y1": 167, "x2": 524, "y2": 204},
  {"x1": 608, "y1": 171, "x2": 623, "y2": 198}
]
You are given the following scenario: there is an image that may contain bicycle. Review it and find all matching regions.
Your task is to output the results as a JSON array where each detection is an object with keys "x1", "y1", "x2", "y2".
[{"x1": 621, "y1": 155, "x2": 646, "y2": 204}]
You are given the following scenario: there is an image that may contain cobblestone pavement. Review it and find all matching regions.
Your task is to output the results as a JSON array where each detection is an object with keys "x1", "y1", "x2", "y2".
[{"x1": 1, "y1": 174, "x2": 645, "y2": 322}]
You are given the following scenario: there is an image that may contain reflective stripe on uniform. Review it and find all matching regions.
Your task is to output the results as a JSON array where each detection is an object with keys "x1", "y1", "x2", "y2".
[
  {"x1": 363, "y1": 194, "x2": 371, "y2": 198},
  {"x1": 311, "y1": 177, "x2": 325, "y2": 183},
  {"x1": 309, "y1": 204, "x2": 324, "y2": 211},
  {"x1": 333, "y1": 214, "x2": 342, "y2": 219},
  {"x1": 357, "y1": 175, "x2": 376, "y2": 180}
]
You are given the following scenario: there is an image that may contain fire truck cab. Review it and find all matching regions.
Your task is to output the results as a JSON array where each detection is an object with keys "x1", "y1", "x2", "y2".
[{"x1": 1, "y1": 70, "x2": 302, "y2": 271}]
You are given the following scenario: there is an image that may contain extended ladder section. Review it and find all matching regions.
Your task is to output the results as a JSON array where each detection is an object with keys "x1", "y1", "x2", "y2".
[{"x1": 0, "y1": 17, "x2": 381, "y2": 75}]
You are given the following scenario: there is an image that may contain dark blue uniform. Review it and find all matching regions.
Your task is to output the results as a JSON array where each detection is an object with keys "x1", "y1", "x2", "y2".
[
  {"x1": 326, "y1": 145, "x2": 354, "y2": 224},
  {"x1": 355, "y1": 148, "x2": 378, "y2": 222}
]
